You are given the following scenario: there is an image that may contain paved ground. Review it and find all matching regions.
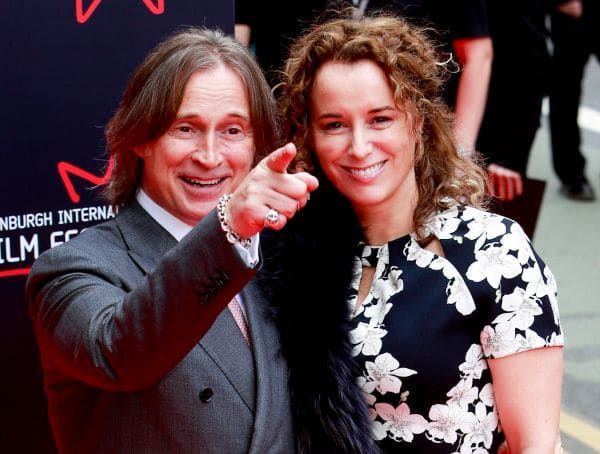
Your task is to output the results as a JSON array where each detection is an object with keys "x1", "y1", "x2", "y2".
[{"x1": 527, "y1": 58, "x2": 600, "y2": 453}]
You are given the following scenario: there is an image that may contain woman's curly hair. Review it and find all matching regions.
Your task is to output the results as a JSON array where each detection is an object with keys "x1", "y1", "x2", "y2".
[{"x1": 278, "y1": 10, "x2": 488, "y2": 241}]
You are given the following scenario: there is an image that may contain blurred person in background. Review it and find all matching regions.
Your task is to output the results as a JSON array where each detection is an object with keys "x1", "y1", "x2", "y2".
[
  {"x1": 477, "y1": 0, "x2": 551, "y2": 200},
  {"x1": 549, "y1": 0, "x2": 598, "y2": 201}
]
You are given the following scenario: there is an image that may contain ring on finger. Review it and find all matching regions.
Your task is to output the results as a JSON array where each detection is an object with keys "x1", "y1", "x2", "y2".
[{"x1": 264, "y1": 208, "x2": 280, "y2": 227}]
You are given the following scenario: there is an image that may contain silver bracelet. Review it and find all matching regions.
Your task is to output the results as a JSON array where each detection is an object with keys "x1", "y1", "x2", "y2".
[{"x1": 217, "y1": 194, "x2": 251, "y2": 249}]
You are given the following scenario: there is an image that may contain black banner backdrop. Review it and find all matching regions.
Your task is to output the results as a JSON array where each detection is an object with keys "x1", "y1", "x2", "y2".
[{"x1": 0, "y1": 2, "x2": 232, "y2": 451}]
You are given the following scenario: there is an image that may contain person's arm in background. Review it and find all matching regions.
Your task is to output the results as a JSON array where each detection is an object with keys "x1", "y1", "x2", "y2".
[
  {"x1": 486, "y1": 163, "x2": 524, "y2": 201},
  {"x1": 453, "y1": 36, "x2": 493, "y2": 152},
  {"x1": 455, "y1": 36, "x2": 523, "y2": 201},
  {"x1": 234, "y1": 0, "x2": 253, "y2": 47},
  {"x1": 556, "y1": 0, "x2": 583, "y2": 18},
  {"x1": 453, "y1": 36, "x2": 522, "y2": 201},
  {"x1": 234, "y1": 24, "x2": 251, "y2": 47},
  {"x1": 454, "y1": 0, "x2": 525, "y2": 201},
  {"x1": 489, "y1": 347, "x2": 564, "y2": 453}
]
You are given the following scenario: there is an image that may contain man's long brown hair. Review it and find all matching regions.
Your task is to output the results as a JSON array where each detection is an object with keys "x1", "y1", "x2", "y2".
[{"x1": 104, "y1": 27, "x2": 280, "y2": 207}]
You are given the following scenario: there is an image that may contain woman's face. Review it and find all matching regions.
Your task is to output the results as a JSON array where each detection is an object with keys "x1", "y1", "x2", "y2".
[{"x1": 309, "y1": 59, "x2": 419, "y2": 217}]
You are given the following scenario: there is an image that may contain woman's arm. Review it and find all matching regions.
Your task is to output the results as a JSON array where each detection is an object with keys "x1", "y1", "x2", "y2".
[{"x1": 488, "y1": 346, "x2": 564, "y2": 453}]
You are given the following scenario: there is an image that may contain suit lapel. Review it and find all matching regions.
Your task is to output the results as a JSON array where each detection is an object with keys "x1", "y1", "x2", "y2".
[{"x1": 115, "y1": 202, "x2": 178, "y2": 274}]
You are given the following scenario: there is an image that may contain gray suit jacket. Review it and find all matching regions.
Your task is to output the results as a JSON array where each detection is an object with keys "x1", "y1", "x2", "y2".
[{"x1": 26, "y1": 202, "x2": 294, "y2": 453}]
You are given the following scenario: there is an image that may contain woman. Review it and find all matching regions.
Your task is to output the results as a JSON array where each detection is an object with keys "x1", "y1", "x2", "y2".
[{"x1": 269, "y1": 11, "x2": 564, "y2": 454}]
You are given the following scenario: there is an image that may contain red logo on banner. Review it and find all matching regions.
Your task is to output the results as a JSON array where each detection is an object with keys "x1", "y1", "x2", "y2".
[
  {"x1": 57, "y1": 158, "x2": 114, "y2": 203},
  {"x1": 76, "y1": 0, "x2": 165, "y2": 24},
  {"x1": 0, "y1": 160, "x2": 114, "y2": 279}
]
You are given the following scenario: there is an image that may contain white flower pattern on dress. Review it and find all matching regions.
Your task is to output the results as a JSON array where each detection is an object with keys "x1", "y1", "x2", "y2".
[
  {"x1": 405, "y1": 237, "x2": 477, "y2": 315},
  {"x1": 446, "y1": 378, "x2": 479, "y2": 410},
  {"x1": 427, "y1": 404, "x2": 476, "y2": 444},
  {"x1": 371, "y1": 267, "x2": 403, "y2": 304},
  {"x1": 349, "y1": 206, "x2": 563, "y2": 452},
  {"x1": 543, "y1": 266, "x2": 560, "y2": 326},
  {"x1": 360, "y1": 353, "x2": 417, "y2": 395},
  {"x1": 467, "y1": 402, "x2": 498, "y2": 449},
  {"x1": 481, "y1": 323, "x2": 516, "y2": 358},
  {"x1": 350, "y1": 322, "x2": 387, "y2": 356},
  {"x1": 459, "y1": 344, "x2": 488, "y2": 380},
  {"x1": 479, "y1": 383, "x2": 495, "y2": 407},
  {"x1": 445, "y1": 267, "x2": 476, "y2": 315},
  {"x1": 500, "y1": 224, "x2": 532, "y2": 265},
  {"x1": 464, "y1": 210, "x2": 507, "y2": 250},
  {"x1": 405, "y1": 238, "x2": 436, "y2": 268},
  {"x1": 466, "y1": 245, "x2": 522, "y2": 289},
  {"x1": 375, "y1": 402, "x2": 428, "y2": 442},
  {"x1": 363, "y1": 297, "x2": 393, "y2": 326}
]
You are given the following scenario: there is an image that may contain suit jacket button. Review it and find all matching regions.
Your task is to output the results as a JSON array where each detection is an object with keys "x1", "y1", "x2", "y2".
[{"x1": 199, "y1": 388, "x2": 214, "y2": 403}]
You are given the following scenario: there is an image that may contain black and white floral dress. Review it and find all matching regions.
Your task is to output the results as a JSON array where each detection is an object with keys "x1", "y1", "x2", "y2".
[{"x1": 349, "y1": 206, "x2": 564, "y2": 453}]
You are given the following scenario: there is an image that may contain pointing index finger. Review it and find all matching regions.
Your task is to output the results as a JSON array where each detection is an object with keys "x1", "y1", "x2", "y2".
[{"x1": 264, "y1": 143, "x2": 296, "y2": 174}]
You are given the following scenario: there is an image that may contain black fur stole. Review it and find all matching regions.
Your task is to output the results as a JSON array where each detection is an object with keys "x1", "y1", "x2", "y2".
[{"x1": 259, "y1": 179, "x2": 380, "y2": 454}]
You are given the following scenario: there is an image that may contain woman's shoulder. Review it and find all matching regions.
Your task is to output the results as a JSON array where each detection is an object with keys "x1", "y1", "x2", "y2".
[
  {"x1": 431, "y1": 205, "x2": 530, "y2": 245},
  {"x1": 435, "y1": 204, "x2": 518, "y2": 225}
]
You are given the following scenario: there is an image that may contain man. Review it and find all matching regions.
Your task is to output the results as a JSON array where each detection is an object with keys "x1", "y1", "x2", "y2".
[{"x1": 25, "y1": 27, "x2": 317, "y2": 453}]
